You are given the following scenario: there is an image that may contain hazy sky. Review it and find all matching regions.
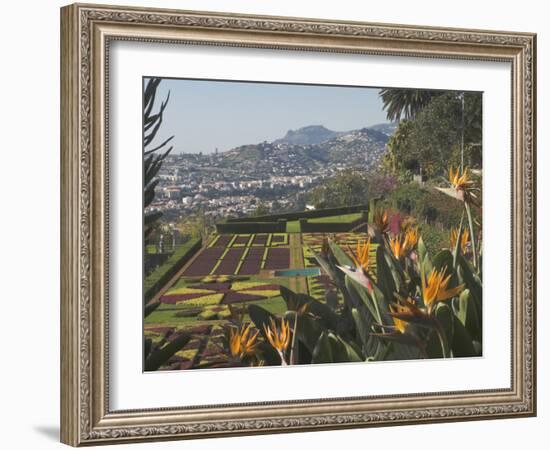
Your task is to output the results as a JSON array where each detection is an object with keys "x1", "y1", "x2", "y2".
[{"x1": 148, "y1": 78, "x2": 389, "y2": 154}]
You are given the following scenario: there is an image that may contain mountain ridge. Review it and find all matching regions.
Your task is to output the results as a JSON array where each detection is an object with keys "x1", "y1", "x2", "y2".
[
  {"x1": 273, "y1": 125, "x2": 344, "y2": 146},
  {"x1": 219, "y1": 123, "x2": 393, "y2": 173},
  {"x1": 271, "y1": 122, "x2": 396, "y2": 146}
]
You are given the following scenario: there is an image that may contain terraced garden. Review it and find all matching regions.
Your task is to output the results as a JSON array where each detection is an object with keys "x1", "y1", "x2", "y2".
[{"x1": 144, "y1": 231, "x2": 372, "y2": 370}]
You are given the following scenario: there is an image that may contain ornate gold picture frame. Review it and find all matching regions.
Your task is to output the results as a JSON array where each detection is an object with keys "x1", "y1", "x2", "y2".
[{"x1": 60, "y1": 3, "x2": 536, "y2": 446}]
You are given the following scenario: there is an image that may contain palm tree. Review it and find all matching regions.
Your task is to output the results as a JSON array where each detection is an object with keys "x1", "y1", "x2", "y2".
[{"x1": 379, "y1": 88, "x2": 441, "y2": 122}]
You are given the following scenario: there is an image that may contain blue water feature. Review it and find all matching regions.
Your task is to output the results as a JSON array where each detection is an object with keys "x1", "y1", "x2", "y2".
[{"x1": 274, "y1": 268, "x2": 321, "y2": 277}]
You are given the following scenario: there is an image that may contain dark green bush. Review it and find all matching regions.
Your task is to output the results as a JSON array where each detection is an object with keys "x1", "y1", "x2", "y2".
[
  {"x1": 385, "y1": 183, "x2": 464, "y2": 228},
  {"x1": 144, "y1": 238, "x2": 202, "y2": 302},
  {"x1": 419, "y1": 223, "x2": 451, "y2": 257},
  {"x1": 300, "y1": 212, "x2": 367, "y2": 232},
  {"x1": 225, "y1": 204, "x2": 369, "y2": 223},
  {"x1": 215, "y1": 221, "x2": 286, "y2": 233}
]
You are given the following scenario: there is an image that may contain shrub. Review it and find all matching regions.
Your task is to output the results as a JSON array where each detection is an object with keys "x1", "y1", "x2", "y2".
[
  {"x1": 225, "y1": 204, "x2": 369, "y2": 223},
  {"x1": 197, "y1": 308, "x2": 219, "y2": 321},
  {"x1": 385, "y1": 183, "x2": 465, "y2": 228},
  {"x1": 144, "y1": 238, "x2": 202, "y2": 302},
  {"x1": 299, "y1": 212, "x2": 367, "y2": 232},
  {"x1": 216, "y1": 221, "x2": 286, "y2": 233},
  {"x1": 240, "y1": 289, "x2": 280, "y2": 298},
  {"x1": 186, "y1": 294, "x2": 225, "y2": 307},
  {"x1": 419, "y1": 223, "x2": 451, "y2": 257},
  {"x1": 165, "y1": 287, "x2": 213, "y2": 296},
  {"x1": 230, "y1": 281, "x2": 266, "y2": 291}
]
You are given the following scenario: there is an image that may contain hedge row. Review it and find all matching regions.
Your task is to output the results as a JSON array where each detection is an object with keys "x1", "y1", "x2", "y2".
[
  {"x1": 144, "y1": 238, "x2": 202, "y2": 303},
  {"x1": 215, "y1": 221, "x2": 286, "y2": 233},
  {"x1": 383, "y1": 184, "x2": 469, "y2": 228},
  {"x1": 226, "y1": 203, "x2": 369, "y2": 223},
  {"x1": 299, "y1": 212, "x2": 368, "y2": 232}
]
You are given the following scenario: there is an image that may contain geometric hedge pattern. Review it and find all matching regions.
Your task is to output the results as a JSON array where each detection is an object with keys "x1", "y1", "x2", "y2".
[{"x1": 145, "y1": 231, "x2": 371, "y2": 370}]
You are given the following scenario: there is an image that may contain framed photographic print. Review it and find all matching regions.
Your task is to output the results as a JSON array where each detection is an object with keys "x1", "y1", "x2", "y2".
[{"x1": 60, "y1": 3, "x2": 537, "y2": 446}]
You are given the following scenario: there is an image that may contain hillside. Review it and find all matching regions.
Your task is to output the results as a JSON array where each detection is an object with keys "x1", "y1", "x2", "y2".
[
  {"x1": 219, "y1": 124, "x2": 392, "y2": 173},
  {"x1": 273, "y1": 125, "x2": 344, "y2": 145}
]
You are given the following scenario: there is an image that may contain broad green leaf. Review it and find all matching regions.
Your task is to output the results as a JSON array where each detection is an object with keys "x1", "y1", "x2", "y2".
[
  {"x1": 417, "y1": 236, "x2": 428, "y2": 265},
  {"x1": 434, "y1": 303, "x2": 454, "y2": 358},
  {"x1": 288, "y1": 313, "x2": 322, "y2": 353},
  {"x1": 144, "y1": 332, "x2": 190, "y2": 371},
  {"x1": 281, "y1": 286, "x2": 340, "y2": 330},
  {"x1": 457, "y1": 289, "x2": 481, "y2": 341},
  {"x1": 432, "y1": 249, "x2": 454, "y2": 274},
  {"x1": 351, "y1": 307, "x2": 382, "y2": 357},
  {"x1": 312, "y1": 332, "x2": 333, "y2": 364},
  {"x1": 457, "y1": 255, "x2": 482, "y2": 319},
  {"x1": 248, "y1": 304, "x2": 276, "y2": 340},
  {"x1": 345, "y1": 276, "x2": 381, "y2": 324},
  {"x1": 451, "y1": 315, "x2": 478, "y2": 357},
  {"x1": 376, "y1": 246, "x2": 397, "y2": 305},
  {"x1": 328, "y1": 240, "x2": 354, "y2": 267}
]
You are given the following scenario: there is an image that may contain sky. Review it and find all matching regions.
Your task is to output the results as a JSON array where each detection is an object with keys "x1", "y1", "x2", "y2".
[{"x1": 147, "y1": 78, "x2": 389, "y2": 154}]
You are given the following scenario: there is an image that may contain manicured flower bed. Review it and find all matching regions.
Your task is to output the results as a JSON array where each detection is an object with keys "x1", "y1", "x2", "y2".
[
  {"x1": 252, "y1": 234, "x2": 268, "y2": 246},
  {"x1": 222, "y1": 291, "x2": 265, "y2": 304},
  {"x1": 263, "y1": 248, "x2": 290, "y2": 269}
]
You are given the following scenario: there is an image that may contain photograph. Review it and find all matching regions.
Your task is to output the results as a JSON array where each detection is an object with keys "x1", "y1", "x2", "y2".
[
  {"x1": 142, "y1": 77, "x2": 483, "y2": 371},
  {"x1": 55, "y1": 2, "x2": 536, "y2": 446}
]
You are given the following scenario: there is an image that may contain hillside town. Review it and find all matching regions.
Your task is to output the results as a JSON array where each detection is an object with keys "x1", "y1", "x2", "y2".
[{"x1": 145, "y1": 126, "x2": 391, "y2": 222}]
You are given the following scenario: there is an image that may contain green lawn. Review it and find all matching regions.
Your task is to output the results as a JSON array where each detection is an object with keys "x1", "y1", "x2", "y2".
[
  {"x1": 286, "y1": 220, "x2": 301, "y2": 232},
  {"x1": 247, "y1": 295, "x2": 287, "y2": 315},
  {"x1": 308, "y1": 212, "x2": 363, "y2": 223}
]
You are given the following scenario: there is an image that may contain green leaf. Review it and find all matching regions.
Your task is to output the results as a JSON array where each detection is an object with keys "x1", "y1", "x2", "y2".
[
  {"x1": 144, "y1": 211, "x2": 163, "y2": 226},
  {"x1": 432, "y1": 249, "x2": 460, "y2": 289},
  {"x1": 376, "y1": 246, "x2": 398, "y2": 304},
  {"x1": 351, "y1": 308, "x2": 369, "y2": 347},
  {"x1": 452, "y1": 214, "x2": 465, "y2": 267},
  {"x1": 421, "y1": 253, "x2": 433, "y2": 280},
  {"x1": 248, "y1": 304, "x2": 283, "y2": 364},
  {"x1": 458, "y1": 255, "x2": 482, "y2": 300},
  {"x1": 425, "y1": 331, "x2": 443, "y2": 358},
  {"x1": 328, "y1": 333, "x2": 363, "y2": 362},
  {"x1": 285, "y1": 312, "x2": 322, "y2": 354},
  {"x1": 384, "y1": 246, "x2": 406, "y2": 294},
  {"x1": 345, "y1": 276, "x2": 382, "y2": 324},
  {"x1": 312, "y1": 332, "x2": 333, "y2": 364},
  {"x1": 144, "y1": 332, "x2": 190, "y2": 371},
  {"x1": 451, "y1": 315, "x2": 478, "y2": 357},
  {"x1": 457, "y1": 289, "x2": 481, "y2": 341},
  {"x1": 144, "y1": 338, "x2": 152, "y2": 360},
  {"x1": 248, "y1": 304, "x2": 276, "y2": 339},
  {"x1": 328, "y1": 240, "x2": 354, "y2": 267},
  {"x1": 457, "y1": 255, "x2": 482, "y2": 321},
  {"x1": 280, "y1": 286, "x2": 339, "y2": 330},
  {"x1": 434, "y1": 303, "x2": 454, "y2": 358},
  {"x1": 144, "y1": 300, "x2": 160, "y2": 318},
  {"x1": 351, "y1": 307, "x2": 385, "y2": 358},
  {"x1": 417, "y1": 236, "x2": 428, "y2": 264},
  {"x1": 326, "y1": 290, "x2": 339, "y2": 311},
  {"x1": 432, "y1": 249, "x2": 454, "y2": 274},
  {"x1": 311, "y1": 250, "x2": 341, "y2": 287}
]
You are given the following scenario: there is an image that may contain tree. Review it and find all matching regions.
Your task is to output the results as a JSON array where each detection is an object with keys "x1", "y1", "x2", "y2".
[
  {"x1": 143, "y1": 78, "x2": 173, "y2": 242},
  {"x1": 382, "y1": 119, "x2": 415, "y2": 175},
  {"x1": 380, "y1": 88, "x2": 442, "y2": 122},
  {"x1": 410, "y1": 92, "x2": 481, "y2": 176},
  {"x1": 382, "y1": 92, "x2": 482, "y2": 179},
  {"x1": 253, "y1": 202, "x2": 271, "y2": 216},
  {"x1": 308, "y1": 169, "x2": 369, "y2": 208},
  {"x1": 176, "y1": 209, "x2": 215, "y2": 241}
]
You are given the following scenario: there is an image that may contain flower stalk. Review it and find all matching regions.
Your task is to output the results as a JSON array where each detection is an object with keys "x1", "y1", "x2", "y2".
[{"x1": 464, "y1": 200, "x2": 478, "y2": 269}]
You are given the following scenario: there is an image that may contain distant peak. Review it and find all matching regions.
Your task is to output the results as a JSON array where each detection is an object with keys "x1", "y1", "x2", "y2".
[{"x1": 275, "y1": 125, "x2": 339, "y2": 146}]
